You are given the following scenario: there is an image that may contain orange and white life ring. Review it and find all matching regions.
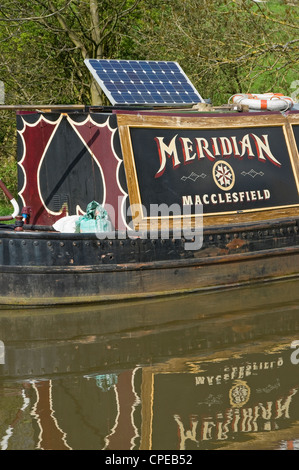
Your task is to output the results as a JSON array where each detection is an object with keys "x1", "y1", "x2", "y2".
[{"x1": 230, "y1": 93, "x2": 294, "y2": 111}]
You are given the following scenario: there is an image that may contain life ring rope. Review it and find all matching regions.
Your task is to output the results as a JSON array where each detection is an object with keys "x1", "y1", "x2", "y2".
[{"x1": 229, "y1": 93, "x2": 294, "y2": 111}]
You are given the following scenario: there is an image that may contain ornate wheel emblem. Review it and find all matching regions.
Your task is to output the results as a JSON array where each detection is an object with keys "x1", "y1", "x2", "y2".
[
  {"x1": 229, "y1": 380, "x2": 251, "y2": 407},
  {"x1": 213, "y1": 160, "x2": 235, "y2": 191}
]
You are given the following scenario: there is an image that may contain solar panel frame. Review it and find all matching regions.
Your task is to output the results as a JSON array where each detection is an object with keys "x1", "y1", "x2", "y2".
[{"x1": 84, "y1": 59, "x2": 203, "y2": 106}]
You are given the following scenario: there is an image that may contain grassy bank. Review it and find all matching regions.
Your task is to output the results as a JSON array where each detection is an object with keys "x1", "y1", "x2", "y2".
[{"x1": 0, "y1": 201, "x2": 15, "y2": 220}]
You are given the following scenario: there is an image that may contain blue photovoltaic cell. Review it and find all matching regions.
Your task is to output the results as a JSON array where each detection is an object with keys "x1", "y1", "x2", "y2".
[{"x1": 84, "y1": 59, "x2": 203, "y2": 106}]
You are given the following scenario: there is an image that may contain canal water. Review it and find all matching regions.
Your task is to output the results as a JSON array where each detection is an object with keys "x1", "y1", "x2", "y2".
[{"x1": 1, "y1": 277, "x2": 299, "y2": 451}]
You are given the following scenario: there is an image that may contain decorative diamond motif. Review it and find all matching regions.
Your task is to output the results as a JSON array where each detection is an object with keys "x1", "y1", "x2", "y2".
[
  {"x1": 241, "y1": 169, "x2": 264, "y2": 178},
  {"x1": 181, "y1": 172, "x2": 207, "y2": 182}
]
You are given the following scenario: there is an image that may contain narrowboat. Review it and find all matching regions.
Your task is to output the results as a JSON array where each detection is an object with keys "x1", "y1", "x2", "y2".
[{"x1": 0, "y1": 59, "x2": 299, "y2": 307}]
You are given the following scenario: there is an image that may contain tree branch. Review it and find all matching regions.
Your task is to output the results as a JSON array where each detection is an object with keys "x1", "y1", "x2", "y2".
[
  {"x1": 47, "y1": 0, "x2": 89, "y2": 59},
  {"x1": 0, "y1": 0, "x2": 73, "y2": 22}
]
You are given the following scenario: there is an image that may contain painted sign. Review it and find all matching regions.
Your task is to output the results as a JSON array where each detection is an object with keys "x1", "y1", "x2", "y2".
[
  {"x1": 16, "y1": 111, "x2": 299, "y2": 230},
  {"x1": 117, "y1": 113, "x2": 299, "y2": 228},
  {"x1": 17, "y1": 112, "x2": 128, "y2": 228}
]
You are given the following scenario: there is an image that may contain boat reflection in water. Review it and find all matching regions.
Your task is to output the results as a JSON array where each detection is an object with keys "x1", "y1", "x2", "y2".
[{"x1": 2, "y1": 278, "x2": 299, "y2": 450}]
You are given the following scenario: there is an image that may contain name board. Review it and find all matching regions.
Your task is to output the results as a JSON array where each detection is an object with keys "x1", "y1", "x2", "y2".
[{"x1": 117, "y1": 113, "x2": 299, "y2": 228}]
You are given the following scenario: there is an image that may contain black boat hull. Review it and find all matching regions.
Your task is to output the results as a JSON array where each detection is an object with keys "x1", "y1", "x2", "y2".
[{"x1": 1, "y1": 217, "x2": 299, "y2": 306}]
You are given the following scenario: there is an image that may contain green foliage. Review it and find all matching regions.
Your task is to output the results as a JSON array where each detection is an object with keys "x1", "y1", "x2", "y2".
[
  {"x1": 0, "y1": 201, "x2": 15, "y2": 217},
  {"x1": 0, "y1": 0, "x2": 297, "y2": 200},
  {"x1": 0, "y1": 112, "x2": 17, "y2": 201},
  {"x1": 127, "y1": 0, "x2": 298, "y2": 104}
]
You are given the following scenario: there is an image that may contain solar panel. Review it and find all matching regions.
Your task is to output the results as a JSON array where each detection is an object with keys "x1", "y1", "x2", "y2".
[{"x1": 84, "y1": 59, "x2": 203, "y2": 106}]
